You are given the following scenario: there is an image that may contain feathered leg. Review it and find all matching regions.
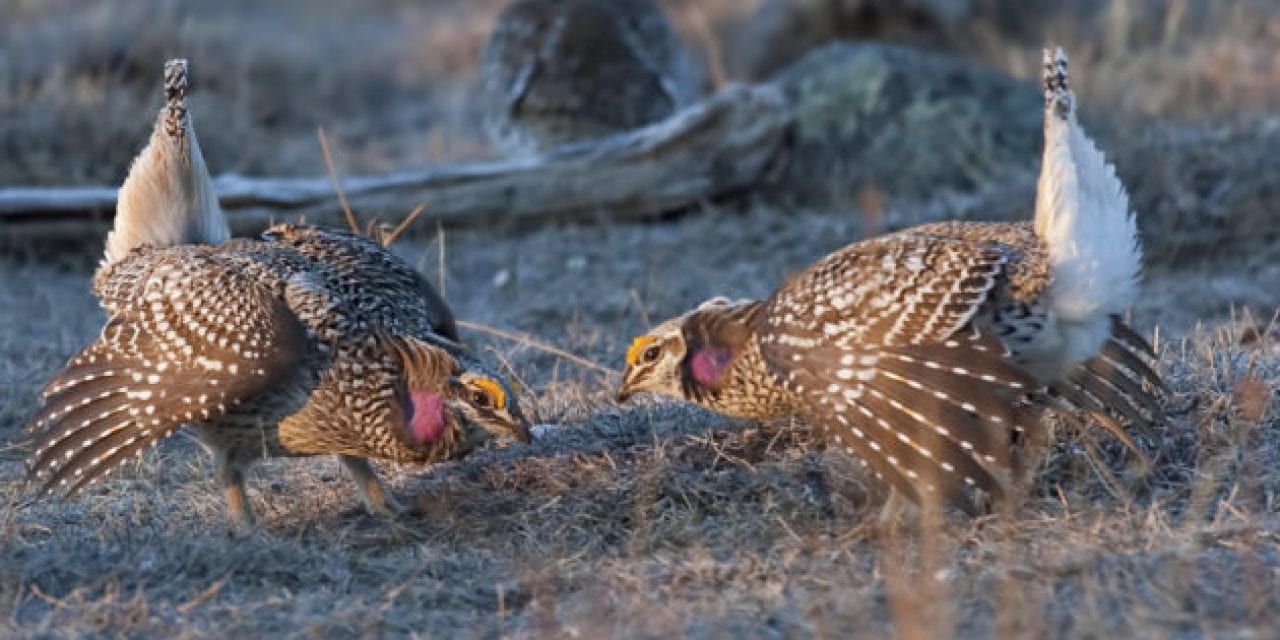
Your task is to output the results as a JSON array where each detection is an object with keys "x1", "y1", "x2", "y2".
[
  {"x1": 340, "y1": 455, "x2": 407, "y2": 516},
  {"x1": 214, "y1": 448, "x2": 255, "y2": 534}
]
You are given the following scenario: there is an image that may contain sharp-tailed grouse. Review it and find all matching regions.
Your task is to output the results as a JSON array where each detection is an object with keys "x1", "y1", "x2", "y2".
[
  {"x1": 616, "y1": 49, "x2": 1162, "y2": 519},
  {"x1": 24, "y1": 60, "x2": 531, "y2": 531}
]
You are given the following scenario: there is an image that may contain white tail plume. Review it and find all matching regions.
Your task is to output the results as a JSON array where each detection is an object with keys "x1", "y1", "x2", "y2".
[
  {"x1": 103, "y1": 59, "x2": 228, "y2": 265},
  {"x1": 1033, "y1": 48, "x2": 1142, "y2": 363}
]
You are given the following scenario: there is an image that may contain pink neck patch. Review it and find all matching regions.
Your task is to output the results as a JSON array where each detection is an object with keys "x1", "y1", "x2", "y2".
[
  {"x1": 690, "y1": 347, "x2": 733, "y2": 388},
  {"x1": 406, "y1": 390, "x2": 447, "y2": 444}
]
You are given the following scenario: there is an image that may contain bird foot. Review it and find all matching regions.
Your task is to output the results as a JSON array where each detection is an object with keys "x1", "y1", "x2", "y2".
[
  {"x1": 362, "y1": 491, "x2": 420, "y2": 519},
  {"x1": 226, "y1": 507, "x2": 257, "y2": 538},
  {"x1": 340, "y1": 455, "x2": 421, "y2": 520}
]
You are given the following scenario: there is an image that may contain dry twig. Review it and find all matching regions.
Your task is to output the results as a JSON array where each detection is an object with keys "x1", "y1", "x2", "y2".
[
  {"x1": 317, "y1": 126, "x2": 359, "y2": 234},
  {"x1": 456, "y1": 320, "x2": 617, "y2": 376},
  {"x1": 378, "y1": 202, "x2": 429, "y2": 247}
]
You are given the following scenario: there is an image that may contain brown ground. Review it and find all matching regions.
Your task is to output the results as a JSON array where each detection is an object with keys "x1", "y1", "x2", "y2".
[{"x1": 2, "y1": 1, "x2": 1279, "y2": 638}]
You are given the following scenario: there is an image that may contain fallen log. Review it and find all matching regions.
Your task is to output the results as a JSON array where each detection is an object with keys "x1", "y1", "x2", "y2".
[{"x1": 0, "y1": 84, "x2": 791, "y2": 238}]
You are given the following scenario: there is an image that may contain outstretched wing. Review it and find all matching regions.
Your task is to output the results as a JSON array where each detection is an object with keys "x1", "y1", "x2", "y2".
[
  {"x1": 25, "y1": 249, "x2": 308, "y2": 498},
  {"x1": 763, "y1": 330, "x2": 1041, "y2": 514},
  {"x1": 755, "y1": 235, "x2": 1043, "y2": 513}
]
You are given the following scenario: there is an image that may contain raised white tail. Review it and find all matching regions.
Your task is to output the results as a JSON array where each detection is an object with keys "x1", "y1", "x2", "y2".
[
  {"x1": 103, "y1": 59, "x2": 228, "y2": 265},
  {"x1": 1034, "y1": 48, "x2": 1141, "y2": 363}
]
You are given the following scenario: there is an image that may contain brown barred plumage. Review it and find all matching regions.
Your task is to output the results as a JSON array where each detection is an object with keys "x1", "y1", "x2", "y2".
[
  {"x1": 619, "y1": 241, "x2": 1046, "y2": 517},
  {"x1": 617, "y1": 48, "x2": 1163, "y2": 520},
  {"x1": 23, "y1": 60, "x2": 529, "y2": 531},
  {"x1": 906, "y1": 220, "x2": 1164, "y2": 440},
  {"x1": 478, "y1": 0, "x2": 696, "y2": 155},
  {"x1": 903, "y1": 47, "x2": 1164, "y2": 444}
]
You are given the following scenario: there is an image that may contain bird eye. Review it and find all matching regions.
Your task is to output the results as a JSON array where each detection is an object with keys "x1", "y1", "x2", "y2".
[
  {"x1": 470, "y1": 388, "x2": 491, "y2": 409},
  {"x1": 641, "y1": 344, "x2": 662, "y2": 363}
]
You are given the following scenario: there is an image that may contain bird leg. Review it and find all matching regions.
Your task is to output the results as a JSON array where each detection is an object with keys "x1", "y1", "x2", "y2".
[
  {"x1": 214, "y1": 450, "x2": 255, "y2": 535},
  {"x1": 340, "y1": 456, "x2": 408, "y2": 516}
]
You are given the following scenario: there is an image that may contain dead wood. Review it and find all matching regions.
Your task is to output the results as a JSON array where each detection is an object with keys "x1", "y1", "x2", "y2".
[{"x1": 0, "y1": 84, "x2": 790, "y2": 238}]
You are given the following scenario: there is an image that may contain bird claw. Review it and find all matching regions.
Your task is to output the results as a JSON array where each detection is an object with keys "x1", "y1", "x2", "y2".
[
  {"x1": 363, "y1": 492, "x2": 412, "y2": 518},
  {"x1": 227, "y1": 509, "x2": 257, "y2": 538}
]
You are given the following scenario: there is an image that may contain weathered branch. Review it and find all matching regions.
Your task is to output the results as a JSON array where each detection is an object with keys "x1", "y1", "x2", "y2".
[{"x1": 0, "y1": 84, "x2": 790, "y2": 237}]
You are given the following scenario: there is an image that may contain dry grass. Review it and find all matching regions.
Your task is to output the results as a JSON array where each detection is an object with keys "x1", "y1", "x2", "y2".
[
  {"x1": 0, "y1": 0, "x2": 511, "y2": 187},
  {"x1": 976, "y1": 0, "x2": 1280, "y2": 120},
  {"x1": 4, "y1": 0, "x2": 1276, "y2": 188},
  {"x1": 3, "y1": 207, "x2": 1278, "y2": 638},
  {"x1": 715, "y1": 0, "x2": 1280, "y2": 121},
  {"x1": 2, "y1": 1, "x2": 1279, "y2": 638}
]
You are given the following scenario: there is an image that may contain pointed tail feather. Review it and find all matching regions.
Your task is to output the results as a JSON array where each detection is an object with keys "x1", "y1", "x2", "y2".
[
  {"x1": 1052, "y1": 319, "x2": 1165, "y2": 459},
  {"x1": 1033, "y1": 47, "x2": 1142, "y2": 366},
  {"x1": 1099, "y1": 336, "x2": 1165, "y2": 399},
  {"x1": 1088, "y1": 343, "x2": 1164, "y2": 423},
  {"x1": 1069, "y1": 370, "x2": 1149, "y2": 444},
  {"x1": 1109, "y1": 315, "x2": 1160, "y2": 363},
  {"x1": 103, "y1": 59, "x2": 228, "y2": 266}
]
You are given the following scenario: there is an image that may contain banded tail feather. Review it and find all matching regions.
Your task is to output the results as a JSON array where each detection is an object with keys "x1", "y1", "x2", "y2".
[
  {"x1": 1054, "y1": 376, "x2": 1144, "y2": 460},
  {"x1": 1053, "y1": 318, "x2": 1164, "y2": 456},
  {"x1": 162, "y1": 58, "x2": 190, "y2": 138},
  {"x1": 1042, "y1": 46, "x2": 1072, "y2": 121},
  {"x1": 1034, "y1": 46, "x2": 1140, "y2": 363},
  {"x1": 1109, "y1": 316, "x2": 1161, "y2": 363},
  {"x1": 1032, "y1": 50, "x2": 1163, "y2": 468},
  {"x1": 1099, "y1": 332, "x2": 1165, "y2": 397},
  {"x1": 1082, "y1": 348, "x2": 1162, "y2": 427}
]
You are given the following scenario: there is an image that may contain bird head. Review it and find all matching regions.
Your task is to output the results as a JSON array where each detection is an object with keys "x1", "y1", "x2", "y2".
[
  {"x1": 447, "y1": 368, "x2": 531, "y2": 449},
  {"x1": 382, "y1": 333, "x2": 531, "y2": 460},
  {"x1": 616, "y1": 315, "x2": 689, "y2": 403},
  {"x1": 616, "y1": 296, "x2": 758, "y2": 404}
]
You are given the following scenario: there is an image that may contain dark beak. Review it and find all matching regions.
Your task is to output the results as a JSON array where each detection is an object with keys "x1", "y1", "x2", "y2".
[
  {"x1": 513, "y1": 419, "x2": 533, "y2": 444},
  {"x1": 615, "y1": 385, "x2": 634, "y2": 404},
  {"x1": 509, "y1": 401, "x2": 533, "y2": 444},
  {"x1": 616, "y1": 368, "x2": 640, "y2": 404}
]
